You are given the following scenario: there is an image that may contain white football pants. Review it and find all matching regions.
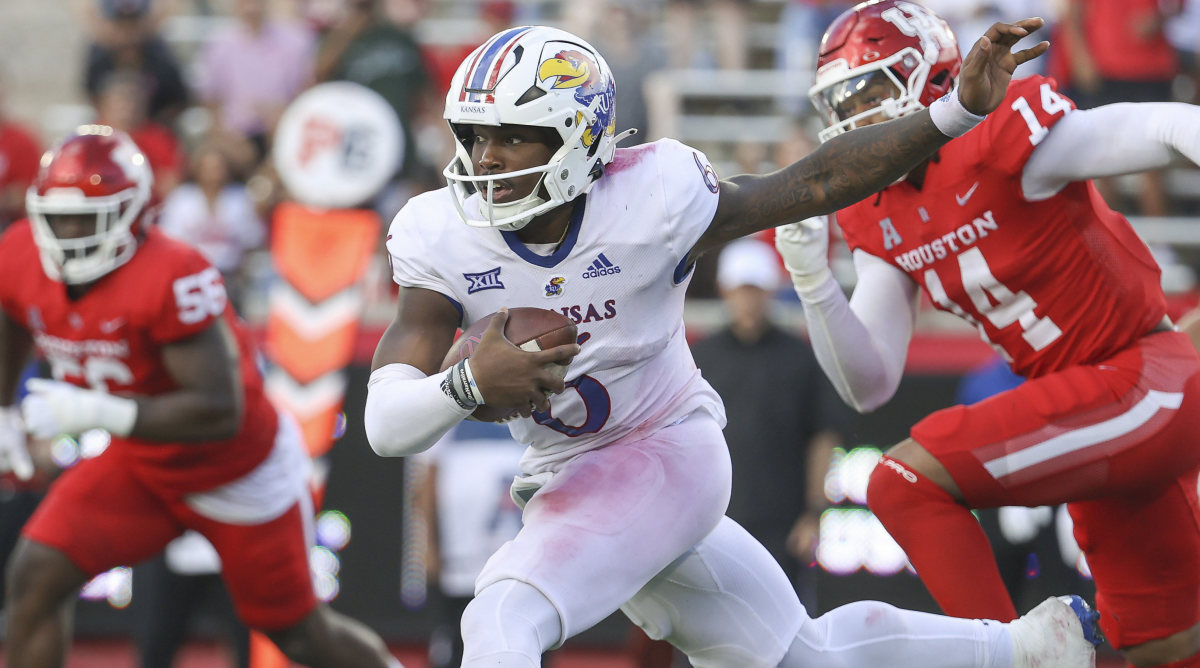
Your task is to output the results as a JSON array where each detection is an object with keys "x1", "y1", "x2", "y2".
[{"x1": 462, "y1": 412, "x2": 1014, "y2": 667}]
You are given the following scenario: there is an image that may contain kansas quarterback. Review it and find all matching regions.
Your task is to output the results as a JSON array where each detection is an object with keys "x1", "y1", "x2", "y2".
[{"x1": 364, "y1": 20, "x2": 1100, "y2": 668}]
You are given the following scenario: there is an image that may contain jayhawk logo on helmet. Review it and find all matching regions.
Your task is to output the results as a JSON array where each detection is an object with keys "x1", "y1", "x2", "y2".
[{"x1": 538, "y1": 49, "x2": 616, "y2": 149}]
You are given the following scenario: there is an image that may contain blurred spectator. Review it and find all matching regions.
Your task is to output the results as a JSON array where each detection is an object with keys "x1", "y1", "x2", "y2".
[
  {"x1": 411, "y1": 421, "x2": 525, "y2": 668},
  {"x1": 775, "y1": 1, "x2": 857, "y2": 88},
  {"x1": 83, "y1": 0, "x2": 189, "y2": 126},
  {"x1": 93, "y1": 70, "x2": 186, "y2": 199},
  {"x1": 194, "y1": 0, "x2": 317, "y2": 176},
  {"x1": 0, "y1": 71, "x2": 42, "y2": 231},
  {"x1": 1062, "y1": 0, "x2": 1183, "y2": 216},
  {"x1": 158, "y1": 143, "x2": 266, "y2": 311},
  {"x1": 589, "y1": 1, "x2": 663, "y2": 146},
  {"x1": 315, "y1": 0, "x2": 435, "y2": 191},
  {"x1": 690, "y1": 238, "x2": 846, "y2": 609},
  {"x1": 421, "y1": 0, "x2": 514, "y2": 96},
  {"x1": 416, "y1": 1, "x2": 515, "y2": 170},
  {"x1": 664, "y1": 0, "x2": 750, "y2": 70},
  {"x1": 733, "y1": 139, "x2": 769, "y2": 174},
  {"x1": 772, "y1": 116, "x2": 818, "y2": 167},
  {"x1": 1166, "y1": 0, "x2": 1200, "y2": 104},
  {"x1": 957, "y1": 355, "x2": 1025, "y2": 407}
]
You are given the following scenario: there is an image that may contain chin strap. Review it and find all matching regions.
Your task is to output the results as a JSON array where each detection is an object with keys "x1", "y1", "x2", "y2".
[
  {"x1": 586, "y1": 128, "x2": 641, "y2": 185},
  {"x1": 613, "y1": 127, "x2": 638, "y2": 144},
  {"x1": 599, "y1": 128, "x2": 638, "y2": 163}
]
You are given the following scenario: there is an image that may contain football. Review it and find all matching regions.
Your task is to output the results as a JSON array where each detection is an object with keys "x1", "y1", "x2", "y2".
[{"x1": 440, "y1": 307, "x2": 578, "y2": 422}]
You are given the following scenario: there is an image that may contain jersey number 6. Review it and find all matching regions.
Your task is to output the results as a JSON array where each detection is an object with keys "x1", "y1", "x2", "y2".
[{"x1": 532, "y1": 374, "x2": 611, "y2": 437}]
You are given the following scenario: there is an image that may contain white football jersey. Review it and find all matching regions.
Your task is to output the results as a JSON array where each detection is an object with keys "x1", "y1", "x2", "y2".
[{"x1": 386, "y1": 139, "x2": 726, "y2": 473}]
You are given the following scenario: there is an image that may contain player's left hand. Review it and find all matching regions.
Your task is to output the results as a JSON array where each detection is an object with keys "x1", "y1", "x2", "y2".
[
  {"x1": 775, "y1": 216, "x2": 833, "y2": 295},
  {"x1": 958, "y1": 18, "x2": 1049, "y2": 116},
  {"x1": 20, "y1": 378, "x2": 138, "y2": 440}
]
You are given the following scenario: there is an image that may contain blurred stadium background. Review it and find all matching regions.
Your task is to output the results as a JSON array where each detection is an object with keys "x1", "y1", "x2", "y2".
[{"x1": 1, "y1": 0, "x2": 1197, "y2": 665}]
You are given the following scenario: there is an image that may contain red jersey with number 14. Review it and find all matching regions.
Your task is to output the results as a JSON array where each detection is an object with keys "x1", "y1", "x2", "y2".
[
  {"x1": 0, "y1": 221, "x2": 277, "y2": 495},
  {"x1": 836, "y1": 75, "x2": 1166, "y2": 379}
]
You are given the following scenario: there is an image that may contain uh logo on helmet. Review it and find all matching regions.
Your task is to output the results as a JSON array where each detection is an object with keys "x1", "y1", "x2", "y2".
[{"x1": 537, "y1": 48, "x2": 616, "y2": 151}]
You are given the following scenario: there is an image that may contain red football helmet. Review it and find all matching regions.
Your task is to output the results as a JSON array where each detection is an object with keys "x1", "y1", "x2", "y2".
[
  {"x1": 808, "y1": 0, "x2": 961, "y2": 142},
  {"x1": 26, "y1": 125, "x2": 152, "y2": 284}
]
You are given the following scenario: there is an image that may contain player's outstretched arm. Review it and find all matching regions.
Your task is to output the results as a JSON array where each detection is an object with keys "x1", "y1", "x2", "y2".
[
  {"x1": 21, "y1": 319, "x2": 243, "y2": 442},
  {"x1": 689, "y1": 18, "x2": 1048, "y2": 259},
  {"x1": 1022, "y1": 101, "x2": 1200, "y2": 199}
]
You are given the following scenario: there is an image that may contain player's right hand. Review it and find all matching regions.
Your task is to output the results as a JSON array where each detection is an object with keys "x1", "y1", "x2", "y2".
[
  {"x1": 775, "y1": 216, "x2": 833, "y2": 294},
  {"x1": 958, "y1": 17, "x2": 1049, "y2": 116},
  {"x1": 0, "y1": 405, "x2": 34, "y2": 481},
  {"x1": 468, "y1": 309, "x2": 580, "y2": 417}
]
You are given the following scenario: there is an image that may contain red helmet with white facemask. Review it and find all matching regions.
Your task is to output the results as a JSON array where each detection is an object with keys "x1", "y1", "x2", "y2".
[
  {"x1": 26, "y1": 125, "x2": 153, "y2": 284},
  {"x1": 808, "y1": 0, "x2": 961, "y2": 142}
]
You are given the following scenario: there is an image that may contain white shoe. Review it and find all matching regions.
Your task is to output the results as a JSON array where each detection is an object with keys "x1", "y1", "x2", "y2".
[{"x1": 1010, "y1": 595, "x2": 1101, "y2": 668}]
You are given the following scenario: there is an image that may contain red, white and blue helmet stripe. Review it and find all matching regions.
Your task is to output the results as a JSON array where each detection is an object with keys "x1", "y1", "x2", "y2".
[{"x1": 458, "y1": 26, "x2": 535, "y2": 103}]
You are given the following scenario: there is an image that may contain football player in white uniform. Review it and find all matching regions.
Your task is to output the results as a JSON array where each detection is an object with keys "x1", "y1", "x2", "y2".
[{"x1": 364, "y1": 22, "x2": 1099, "y2": 668}]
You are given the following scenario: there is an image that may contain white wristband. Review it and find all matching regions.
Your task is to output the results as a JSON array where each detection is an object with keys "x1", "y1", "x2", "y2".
[
  {"x1": 928, "y1": 88, "x2": 985, "y2": 138},
  {"x1": 443, "y1": 358, "x2": 488, "y2": 408}
]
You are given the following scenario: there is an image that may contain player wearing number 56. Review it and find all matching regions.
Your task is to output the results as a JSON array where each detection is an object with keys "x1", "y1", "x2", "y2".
[
  {"x1": 777, "y1": 2, "x2": 1200, "y2": 665},
  {"x1": 0, "y1": 126, "x2": 398, "y2": 668}
]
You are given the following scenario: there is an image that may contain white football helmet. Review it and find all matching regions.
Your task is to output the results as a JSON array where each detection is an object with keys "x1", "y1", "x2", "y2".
[
  {"x1": 26, "y1": 125, "x2": 153, "y2": 284},
  {"x1": 443, "y1": 26, "x2": 627, "y2": 231}
]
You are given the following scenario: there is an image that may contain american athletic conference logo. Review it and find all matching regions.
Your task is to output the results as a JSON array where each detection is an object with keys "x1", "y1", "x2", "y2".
[{"x1": 581, "y1": 253, "x2": 621, "y2": 279}]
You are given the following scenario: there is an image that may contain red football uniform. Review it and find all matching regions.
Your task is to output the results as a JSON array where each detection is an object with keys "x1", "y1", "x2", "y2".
[
  {"x1": 0, "y1": 221, "x2": 320, "y2": 628},
  {"x1": 838, "y1": 75, "x2": 1166, "y2": 379},
  {"x1": 0, "y1": 221, "x2": 276, "y2": 494},
  {"x1": 839, "y1": 76, "x2": 1200, "y2": 647}
]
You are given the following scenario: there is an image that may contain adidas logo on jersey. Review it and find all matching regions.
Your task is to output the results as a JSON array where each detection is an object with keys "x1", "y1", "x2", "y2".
[{"x1": 582, "y1": 253, "x2": 621, "y2": 278}]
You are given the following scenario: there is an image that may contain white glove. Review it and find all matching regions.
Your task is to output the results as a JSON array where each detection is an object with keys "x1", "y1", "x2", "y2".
[
  {"x1": 775, "y1": 216, "x2": 833, "y2": 296},
  {"x1": 20, "y1": 378, "x2": 138, "y2": 440},
  {"x1": 0, "y1": 406, "x2": 33, "y2": 481}
]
